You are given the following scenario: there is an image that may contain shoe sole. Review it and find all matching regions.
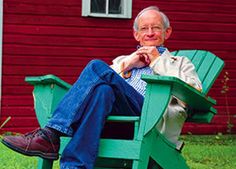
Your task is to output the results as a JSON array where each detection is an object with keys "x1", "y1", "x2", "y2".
[{"x1": 1, "y1": 139, "x2": 59, "y2": 160}]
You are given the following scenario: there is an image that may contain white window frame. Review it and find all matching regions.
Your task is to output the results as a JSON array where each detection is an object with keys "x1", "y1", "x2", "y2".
[{"x1": 82, "y1": 0, "x2": 132, "y2": 19}]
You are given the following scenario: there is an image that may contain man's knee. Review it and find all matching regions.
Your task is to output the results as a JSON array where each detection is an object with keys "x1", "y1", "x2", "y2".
[{"x1": 87, "y1": 59, "x2": 108, "y2": 68}]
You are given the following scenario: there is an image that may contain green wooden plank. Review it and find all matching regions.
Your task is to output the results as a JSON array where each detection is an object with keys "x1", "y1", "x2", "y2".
[
  {"x1": 33, "y1": 84, "x2": 69, "y2": 127},
  {"x1": 141, "y1": 83, "x2": 172, "y2": 136},
  {"x1": 202, "y1": 57, "x2": 225, "y2": 94},
  {"x1": 196, "y1": 52, "x2": 216, "y2": 91},
  {"x1": 37, "y1": 158, "x2": 53, "y2": 169},
  {"x1": 142, "y1": 75, "x2": 217, "y2": 123},
  {"x1": 59, "y1": 137, "x2": 142, "y2": 160},
  {"x1": 187, "y1": 107, "x2": 216, "y2": 123},
  {"x1": 33, "y1": 85, "x2": 55, "y2": 127},
  {"x1": 142, "y1": 75, "x2": 216, "y2": 109},
  {"x1": 174, "y1": 50, "x2": 197, "y2": 61},
  {"x1": 151, "y1": 131, "x2": 189, "y2": 169},
  {"x1": 98, "y1": 139, "x2": 141, "y2": 159},
  {"x1": 107, "y1": 116, "x2": 140, "y2": 122},
  {"x1": 191, "y1": 50, "x2": 207, "y2": 71},
  {"x1": 25, "y1": 74, "x2": 72, "y2": 89}
]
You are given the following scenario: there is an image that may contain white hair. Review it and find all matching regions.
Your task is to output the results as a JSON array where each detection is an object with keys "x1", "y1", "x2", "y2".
[{"x1": 133, "y1": 6, "x2": 170, "y2": 31}]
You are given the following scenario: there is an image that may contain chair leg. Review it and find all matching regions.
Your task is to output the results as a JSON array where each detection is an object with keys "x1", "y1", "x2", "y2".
[
  {"x1": 132, "y1": 156, "x2": 150, "y2": 169},
  {"x1": 37, "y1": 158, "x2": 54, "y2": 169}
]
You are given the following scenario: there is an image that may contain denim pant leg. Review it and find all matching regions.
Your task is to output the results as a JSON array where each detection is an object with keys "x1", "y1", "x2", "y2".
[
  {"x1": 60, "y1": 84, "x2": 114, "y2": 169},
  {"x1": 46, "y1": 60, "x2": 144, "y2": 169}
]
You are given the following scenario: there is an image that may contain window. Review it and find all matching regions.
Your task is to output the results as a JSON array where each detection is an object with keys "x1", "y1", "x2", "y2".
[{"x1": 82, "y1": 0, "x2": 132, "y2": 19}]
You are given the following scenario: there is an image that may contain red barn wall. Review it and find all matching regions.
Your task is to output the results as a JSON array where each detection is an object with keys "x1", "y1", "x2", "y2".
[{"x1": 1, "y1": 0, "x2": 236, "y2": 134}]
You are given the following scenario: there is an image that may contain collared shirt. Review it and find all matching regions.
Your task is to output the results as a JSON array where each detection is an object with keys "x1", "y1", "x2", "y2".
[
  {"x1": 125, "y1": 46, "x2": 166, "y2": 96},
  {"x1": 125, "y1": 66, "x2": 153, "y2": 96}
]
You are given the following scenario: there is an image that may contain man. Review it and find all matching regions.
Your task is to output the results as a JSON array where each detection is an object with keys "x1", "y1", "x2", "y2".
[{"x1": 1, "y1": 6, "x2": 202, "y2": 169}]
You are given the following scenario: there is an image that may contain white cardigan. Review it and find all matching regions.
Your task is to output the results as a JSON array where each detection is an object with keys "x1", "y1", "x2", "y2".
[{"x1": 111, "y1": 49, "x2": 202, "y2": 91}]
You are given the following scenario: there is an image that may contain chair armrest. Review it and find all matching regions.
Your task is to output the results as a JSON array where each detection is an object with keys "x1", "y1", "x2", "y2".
[
  {"x1": 142, "y1": 75, "x2": 216, "y2": 111},
  {"x1": 139, "y1": 74, "x2": 217, "y2": 136},
  {"x1": 25, "y1": 74, "x2": 72, "y2": 127},
  {"x1": 25, "y1": 74, "x2": 72, "y2": 89}
]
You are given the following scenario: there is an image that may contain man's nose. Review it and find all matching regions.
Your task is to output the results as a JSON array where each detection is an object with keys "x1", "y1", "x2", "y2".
[
  {"x1": 146, "y1": 28, "x2": 155, "y2": 35},
  {"x1": 147, "y1": 27, "x2": 155, "y2": 34}
]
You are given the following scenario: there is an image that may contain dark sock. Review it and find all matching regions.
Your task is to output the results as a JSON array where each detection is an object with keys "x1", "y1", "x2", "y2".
[
  {"x1": 44, "y1": 126, "x2": 67, "y2": 137},
  {"x1": 41, "y1": 127, "x2": 60, "y2": 143}
]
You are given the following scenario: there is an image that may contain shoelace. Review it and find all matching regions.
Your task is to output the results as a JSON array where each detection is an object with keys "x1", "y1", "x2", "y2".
[
  {"x1": 24, "y1": 128, "x2": 59, "y2": 152},
  {"x1": 24, "y1": 128, "x2": 44, "y2": 151},
  {"x1": 25, "y1": 128, "x2": 43, "y2": 139}
]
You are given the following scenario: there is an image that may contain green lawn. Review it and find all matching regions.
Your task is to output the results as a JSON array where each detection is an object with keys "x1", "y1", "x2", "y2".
[
  {"x1": 0, "y1": 134, "x2": 235, "y2": 169},
  {"x1": 181, "y1": 135, "x2": 236, "y2": 169}
]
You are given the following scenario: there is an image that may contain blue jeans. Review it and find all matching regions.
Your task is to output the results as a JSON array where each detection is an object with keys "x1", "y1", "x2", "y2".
[{"x1": 46, "y1": 60, "x2": 144, "y2": 169}]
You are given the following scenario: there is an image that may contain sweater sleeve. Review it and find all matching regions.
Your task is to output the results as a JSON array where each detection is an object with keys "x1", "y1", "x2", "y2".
[{"x1": 110, "y1": 54, "x2": 133, "y2": 75}]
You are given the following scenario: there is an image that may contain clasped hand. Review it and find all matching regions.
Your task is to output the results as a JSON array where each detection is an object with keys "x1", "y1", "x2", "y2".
[{"x1": 123, "y1": 46, "x2": 160, "y2": 72}]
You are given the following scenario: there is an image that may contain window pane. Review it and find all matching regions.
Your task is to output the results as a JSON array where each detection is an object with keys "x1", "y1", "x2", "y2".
[
  {"x1": 91, "y1": 0, "x2": 106, "y2": 13},
  {"x1": 109, "y1": 0, "x2": 122, "y2": 14}
]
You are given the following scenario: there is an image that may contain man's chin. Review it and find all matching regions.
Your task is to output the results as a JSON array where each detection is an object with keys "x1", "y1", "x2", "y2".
[
  {"x1": 142, "y1": 43, "x2": 160, "y2": 46},
  {"x1": 141, "y1": 41, "x2": 161, "y2": 46}
]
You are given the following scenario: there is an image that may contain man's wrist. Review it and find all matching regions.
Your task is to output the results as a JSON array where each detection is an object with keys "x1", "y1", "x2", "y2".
[{"x1": 149, "y1": 56, "x2": 160, "y2": 67}]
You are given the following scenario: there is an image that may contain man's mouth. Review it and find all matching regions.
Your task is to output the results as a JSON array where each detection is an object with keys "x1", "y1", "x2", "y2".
[{"x1": 145, "y1": 38, "x2": 157, "y2": 41}]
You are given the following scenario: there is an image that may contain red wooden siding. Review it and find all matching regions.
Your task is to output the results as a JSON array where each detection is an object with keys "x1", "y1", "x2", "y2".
[{"x1": 1, "y1": 0, "x2": 236, "y2": 134}]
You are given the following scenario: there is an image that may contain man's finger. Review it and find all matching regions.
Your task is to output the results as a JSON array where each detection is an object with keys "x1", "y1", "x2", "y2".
[{"x1": 139, "y1": 54, "x2": 150, "y2": 65}]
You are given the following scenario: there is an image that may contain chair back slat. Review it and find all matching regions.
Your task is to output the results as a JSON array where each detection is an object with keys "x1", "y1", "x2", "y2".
[
  {"x1": 191, "y1": 50, "x2": 208, "y2": 71},
  {"x1": 172, "y1": 50, "x2": 224, "y2": 94},
  {"x1": 195, "y1": 51, "x2": 216, "y2": 91},
  {"x1": 201, "y1": 56, "x2": 224, "y2": 93},
  {"x1": 174, "y1": 50, "x2": 197, "y2": 61}
]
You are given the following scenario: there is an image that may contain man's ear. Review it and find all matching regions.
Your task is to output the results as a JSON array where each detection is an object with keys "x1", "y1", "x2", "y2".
[
  {"x1": 164, "y1": 26, "x2": 172, "y2": 40},
  {"x1": 133, "y1": 30, "x2": 140, "y2": 42}
]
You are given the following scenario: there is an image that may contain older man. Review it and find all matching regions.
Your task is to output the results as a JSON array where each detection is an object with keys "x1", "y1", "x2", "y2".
[{"x1": 1, "y1": 6, "x2": 201, "y2": 169}]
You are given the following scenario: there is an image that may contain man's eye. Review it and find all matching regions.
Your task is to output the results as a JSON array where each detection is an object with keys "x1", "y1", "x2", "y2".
[
  {"x1": 152, "y1": 26, "x2": 162, "y2": 31},
  {"x1": 140, "y1": 27, "x2": 148, "y2": 31}
]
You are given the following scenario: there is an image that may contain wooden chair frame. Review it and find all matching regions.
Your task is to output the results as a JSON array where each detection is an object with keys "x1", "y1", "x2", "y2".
[{"x1": 25, "y1": 50, "x2": 224, "y2": 169}]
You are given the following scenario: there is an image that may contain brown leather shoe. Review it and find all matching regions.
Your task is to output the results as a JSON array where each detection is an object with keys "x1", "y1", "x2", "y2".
[{"x1": 1, "y1": 128, "x2": 60, "y2": 160}]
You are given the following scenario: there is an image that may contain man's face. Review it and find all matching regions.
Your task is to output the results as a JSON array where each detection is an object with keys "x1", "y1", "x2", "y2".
[{"x1": 133, "y1": 10, "x2": 172, "y2": 46}]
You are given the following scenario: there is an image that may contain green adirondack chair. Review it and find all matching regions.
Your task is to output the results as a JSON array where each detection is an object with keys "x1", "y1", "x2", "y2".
[{"x1": 25, "y1": 50, "x2": 224, "y2": 169}]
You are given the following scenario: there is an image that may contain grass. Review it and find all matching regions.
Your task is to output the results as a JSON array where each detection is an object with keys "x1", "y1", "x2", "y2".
[
  {"x1": 181, "y1": 134, "x2": 236, "y2": 169},
  {"x1": 0, "y1": 134, "x2": 235, "y2": 169}
]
